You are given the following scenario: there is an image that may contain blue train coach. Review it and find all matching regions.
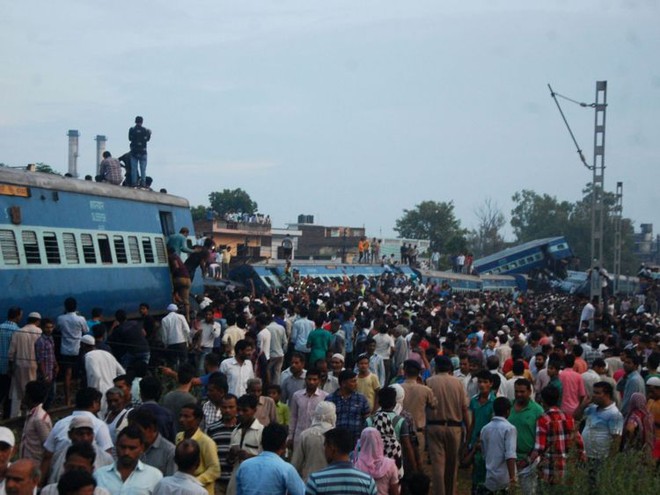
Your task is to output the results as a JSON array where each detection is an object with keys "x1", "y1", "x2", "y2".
[{"x1": 0, "y1": 167, "x2": 200, "y2": 319}]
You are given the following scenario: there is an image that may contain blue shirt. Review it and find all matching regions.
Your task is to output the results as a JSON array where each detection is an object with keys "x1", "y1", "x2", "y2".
[
  {"x1": 291, "y1": 318, "x2": 314, "y2": 353},
  {"x1": 325, "y1": 392, "x2": 370, "y2": 444},
  {"x1": 95, "y1": 461, "x2": 163, "y2": 495},
  {"x1": 56, "y1": 312, "x2": 89, "y2": 356},
  {"x1": 480, "y1": 416, "x2": 517, "y2": 492},
  {"x1": 0, "y1": 320, "x2": 19, "y2": 374},
  {"x1": 236, "y1": 451, "x2": 305, "y2": 495},
  {"x1": 582, "y1": 403, "x2": 623, "y2": 459},
  {"x1": 341, "y1": 321, "x2": 355, "y2": 354},
  {"x1": 306, "y1": 461, "x2": 377, "y2": 495}
]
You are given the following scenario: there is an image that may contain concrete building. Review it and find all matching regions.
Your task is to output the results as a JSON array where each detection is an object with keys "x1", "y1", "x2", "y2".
[
  {"x1": 287, "y1": 215, "x2": 365, "y2": 261},
  {"x1": 194, "y1": 217, "x2": 272, "y2": 261}
]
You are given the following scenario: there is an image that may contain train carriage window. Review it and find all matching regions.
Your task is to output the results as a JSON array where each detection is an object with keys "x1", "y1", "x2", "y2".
[
  {"x1": 142, "y1": 237, "x2": 154, "y2": 263},
  {"x1": 128, "y1": 236, "x2": 141, "y2": 263},
  {"x1": 43, "y1": 232, "x2": 61, "y2": 264},
  {"x1": 154, "y1": 237, "x2": 167, "y2": 264},
  {"x1": 81, "y1": 234, "x2": 97, "y2": 264},
  {"x1": 62, "y1": 233, "x2": 79, "y2": 264},
  {"x1": 113, "y1": 236, "x2": 128, "y2": 264},
  {"x1": 97, "y1": 234, "x2": 113, "y2": 264},
  {"x1": 0, "y1": 230, "x2": 19, "y2": 265},
  {"x1": 22, "y1": 231, "x2": 41, "y2": 264}
]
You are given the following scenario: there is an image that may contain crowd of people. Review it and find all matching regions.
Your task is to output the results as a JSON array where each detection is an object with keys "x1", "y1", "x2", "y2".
[{"x1": 0, "y1": 271, "x2": 659, "y2": 495}]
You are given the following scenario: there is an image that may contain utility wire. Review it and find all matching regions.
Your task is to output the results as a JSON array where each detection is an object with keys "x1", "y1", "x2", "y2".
[{"x1": 547, "y1": 84, "x2": 592, "y2": 170}]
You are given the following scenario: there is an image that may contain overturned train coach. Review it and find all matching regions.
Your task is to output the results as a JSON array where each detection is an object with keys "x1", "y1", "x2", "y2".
[{"x1": 0, "y1": 166, "x2": 202, "y2": 319}]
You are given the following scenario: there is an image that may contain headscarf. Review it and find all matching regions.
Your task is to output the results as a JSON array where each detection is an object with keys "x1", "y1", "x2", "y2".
[
  {"x1": 624, "y1": 392, "x2": 654, "y2": 452},
  {"x1": 353, "y1": 427, "x2": 396, "y2": 480},
  {"x1": 311, "y1": 401, "x2": 336, "y2": 429},
  {"x1": 390, "y1": 384, "x2": 405, "y2": 415}
]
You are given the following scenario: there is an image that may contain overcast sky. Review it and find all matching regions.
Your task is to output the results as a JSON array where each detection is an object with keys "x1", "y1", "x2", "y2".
[{"x1": 2, "y1": 0, "x2": 659, "y2": 243}]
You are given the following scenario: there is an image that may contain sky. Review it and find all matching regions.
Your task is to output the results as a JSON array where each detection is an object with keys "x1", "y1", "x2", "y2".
[{"x1": 1, "y1": 0, "x2": 659, "y2": 241}]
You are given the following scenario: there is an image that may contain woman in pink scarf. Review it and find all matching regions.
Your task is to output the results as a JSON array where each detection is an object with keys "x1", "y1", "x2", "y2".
[
  {"x1": 353, "y1": 427, "x2": 400, "y2": 495},
  {"x1": 621, "y1": 392, "x2": 654, "y2": 455}
]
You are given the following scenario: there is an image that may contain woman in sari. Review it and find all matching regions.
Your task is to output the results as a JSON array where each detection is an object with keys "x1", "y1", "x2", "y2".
[
  {"x1": 621, "y1": 392, "x2": 654, "y2": 455},
  {"x1": 354, "y1": 427, "x2": 400, "y2": 495}
]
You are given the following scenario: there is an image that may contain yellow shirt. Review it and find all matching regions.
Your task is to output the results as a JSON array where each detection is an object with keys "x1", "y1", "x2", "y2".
[
  {"x1": 176, "y1": 428, "x2": 221, "y2": 495},
  {"x1": 357, "y1": 373, "x2": 381, "y2": 411}
]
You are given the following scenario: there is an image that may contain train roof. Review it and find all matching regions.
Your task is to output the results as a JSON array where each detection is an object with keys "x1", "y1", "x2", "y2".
[
  {"x1": 249, "y1": 260, "x2": 416, "y2": 277},
  {"x1": 0, "y1": 166, "x2": 190, "y2": 208},
  {"x1": 473, "y1": 236, "x2": 567, "y2": 268}
]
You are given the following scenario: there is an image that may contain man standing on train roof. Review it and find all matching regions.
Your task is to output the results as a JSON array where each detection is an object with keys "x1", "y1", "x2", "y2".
[
  {"x1": 167, "y1": 227, "x2": 195, "y2": 257},
  {"x1": 128, "y1": 115, "x2": 151, "y2": 187}
]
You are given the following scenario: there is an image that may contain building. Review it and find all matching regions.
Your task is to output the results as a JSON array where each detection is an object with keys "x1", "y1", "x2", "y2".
[
  {"x1": 194, "y1": 217, "x2": 272, "y2": 261},
  {"x1": 287, "y1": 215, "x2": 365, "y2": 261}
]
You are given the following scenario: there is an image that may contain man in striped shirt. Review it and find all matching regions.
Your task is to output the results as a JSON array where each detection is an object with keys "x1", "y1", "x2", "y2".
[{"x1": 305, "y1": 427, "x2": 376, "y2": 495}]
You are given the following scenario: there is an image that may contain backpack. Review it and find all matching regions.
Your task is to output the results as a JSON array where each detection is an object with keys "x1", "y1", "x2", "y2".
[{"x1": 368, "y1": 411, "x2": 404, "y2": 470}]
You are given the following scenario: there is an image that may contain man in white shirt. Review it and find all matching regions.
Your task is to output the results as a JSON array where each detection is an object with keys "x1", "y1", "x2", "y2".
[
  {"x1": 81, "y1": 335, "x2": 125, "y2": 417},
  {"x1": 580, "y1": 297, "x2": 596, "y2": 330},
  {"x1": 161, "y1": 304, "x2": 191, "y2": 368},
  {"x1": 267, "y1": 308, "x2": 288, "y2": 386},
  {"x1": 197, "y1": 309, "x2": 221, "y2": 373},
  {"x1": 256, "y1": 314, "x2": 272, "y2": 368},
  {"x1": 219, "y1": 340, "x2": 254, "y2": 397}
]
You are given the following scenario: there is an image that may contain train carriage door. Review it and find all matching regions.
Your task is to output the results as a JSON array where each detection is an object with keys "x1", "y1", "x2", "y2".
[{"x1": 159, "y1": 211, "x2": 174, "y2": 237}]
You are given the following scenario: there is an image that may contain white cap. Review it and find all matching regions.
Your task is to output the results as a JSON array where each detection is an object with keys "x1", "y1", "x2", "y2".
[
  {"x1": 28, "y1": 312, "x2": 42, "y2": 319},
  {"x1": 0, "y1": 427, "x2": 15, "y2": 447},
  {"x1": 81, "y1": 335, "x2": 95, "y2": 346},
  {"x1": 167, "y1": 303, "x2": 178, "y2": 312},
  {"x1": 647, "y1": 376, "x2": 660, "y2": 387}
]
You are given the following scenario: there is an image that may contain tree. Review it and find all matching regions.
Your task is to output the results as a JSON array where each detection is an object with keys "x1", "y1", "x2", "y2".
[
  {"x1": 468, "y1": 197, "x2": 506, "y2": 257},
  {"x1": 510, "y1": 190, "x2": 574, "y2": 241},
  {"x1": 208, "y1": 188, "x2": 257, "y2": 216},
  {"x1": 190, "y1": 205, "x2": 208, "y2": 222},
  {"x1": 35, "y1": 163, "x2": 62, "y2": 175},
  {"x1": 510, "y1": 186, "x2": 638, "y2": 274},
  {"x1": 394, "y1": 200, "x2": 468, "y2": 254}
]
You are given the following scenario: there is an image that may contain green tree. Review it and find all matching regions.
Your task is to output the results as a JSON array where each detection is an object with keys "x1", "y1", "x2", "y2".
[
  {"x1": 208, "y1": 188, "x2": 257, "y2": 216},
  {"x1": 394, "y1": 200, "x2": 468, "y2": 254},
  {"x1": 190, "y1": 205, "x2": 208, "y2": 222},
  {"x1": 35, "y1": 163, "x2": 62, "y2": 175},
  {"x1": 510, "y1": 190, "x2": 574, "y2": 241},
  {"x1": 510, "y1": 186, "x2": 638, "y2": 274}
]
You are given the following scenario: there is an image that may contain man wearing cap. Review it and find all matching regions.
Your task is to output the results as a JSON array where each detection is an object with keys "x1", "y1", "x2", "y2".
[
  {"x1": 401, "y1": 359, "x2": 437, "y2": 458},
  {"x1": 41, "y1": 388, "x2": 113, "y2": 482},
  {"x1": 0, "y1": 426, "x2": 15, "y2": 493},
  {"x1": 161, "y1": 304, "x2": 191, "y2": 369},
  {"x1": 81, "y1": 334, "x2": 125, "y2": 416},
  {"x1": 47, "y1": 416, "x2": 114, "y2": 484},
  {"x1": 425, "y1": 356, "x2": 470, "y2": 495},
  {"x1": 128, "y1": 115, "x2": 151, "y2": 187},
  {"x1": 8, "y1": 312, "x2": 41, "y2": 417}
]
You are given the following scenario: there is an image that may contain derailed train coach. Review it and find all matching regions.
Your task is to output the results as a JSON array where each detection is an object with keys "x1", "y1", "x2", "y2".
[{"x1": 0, "y1": 166, "x2": 202, "y2": 319}]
